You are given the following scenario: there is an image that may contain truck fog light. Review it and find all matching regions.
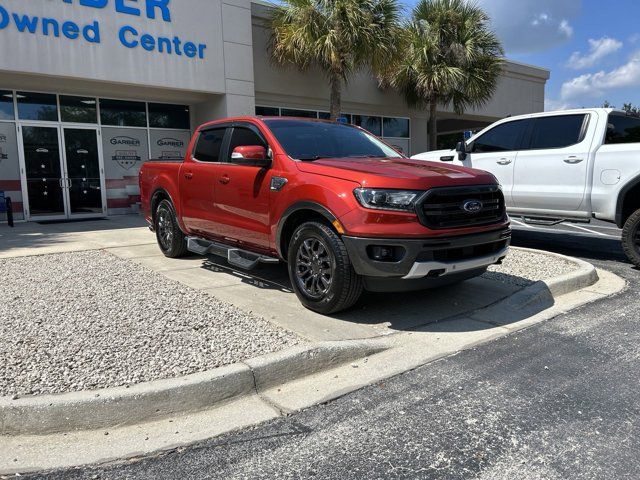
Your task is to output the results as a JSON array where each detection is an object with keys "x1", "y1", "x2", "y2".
[{"x1": 367, "y1": 245, "x2": 405, "y2": 262}]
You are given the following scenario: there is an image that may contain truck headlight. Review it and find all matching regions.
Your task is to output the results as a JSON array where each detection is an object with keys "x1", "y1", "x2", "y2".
[{"x1": 353, "y1": 188, "x2": 422, "y2": 212}]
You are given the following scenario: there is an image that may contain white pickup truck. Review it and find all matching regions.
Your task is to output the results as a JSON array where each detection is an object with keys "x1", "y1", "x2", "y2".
[{"x1": 412, "y1": 108, "x2": 640, "y2": 267}]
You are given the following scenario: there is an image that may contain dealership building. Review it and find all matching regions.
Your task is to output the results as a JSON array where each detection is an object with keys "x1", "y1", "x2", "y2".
[{"x1": 0, "y1": 0, "x2": 549, "y2": 222}]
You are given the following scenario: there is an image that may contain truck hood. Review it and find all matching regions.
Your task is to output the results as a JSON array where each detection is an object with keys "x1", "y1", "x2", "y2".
[{"x1": 295, "y1": 157, "x2": 496, "y2": 189}]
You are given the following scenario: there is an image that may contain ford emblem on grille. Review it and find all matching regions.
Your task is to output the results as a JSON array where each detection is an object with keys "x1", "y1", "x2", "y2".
[{"x1": 462, "y1": 199, "x2": 483, "y2": 213}]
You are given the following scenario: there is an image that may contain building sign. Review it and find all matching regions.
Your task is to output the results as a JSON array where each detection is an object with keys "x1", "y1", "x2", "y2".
[
  {"x1": 0, "y1": 1, "x2": 207, "y2": 59},
  {"x1": 149, "y1": 130, "x2": 190, "y2": 161},
  {"x1": 102, "y1": 128, "x2": 148, "y2": 174},
  {"x1": 0, "y1": 0, "x2": 225, "y2": 93}
]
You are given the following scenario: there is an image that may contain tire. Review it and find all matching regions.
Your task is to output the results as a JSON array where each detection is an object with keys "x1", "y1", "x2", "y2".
[
  {"x1": 154, "y1": 199, "x2": 188, "y2": 258},
  {"x1": 287, "y1": 221, "x2": 363, "y2": 314},
  {"x1": 622, "y1": 208, "x2": 640, "y2": 268}
]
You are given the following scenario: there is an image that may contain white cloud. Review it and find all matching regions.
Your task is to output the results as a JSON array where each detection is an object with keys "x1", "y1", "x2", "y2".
[
  {"x1": 545, "y1": 98, "x2": 574, "y2": 112},
  {"x1": 567, "y1": 37, "x2": 623, "y2": 70},
  {"x1": 477, "y1": 0, "x2": 580, "y2": 54},
  {"x1": 561, "y1": 51, "x2": 640, "y2": 100}
]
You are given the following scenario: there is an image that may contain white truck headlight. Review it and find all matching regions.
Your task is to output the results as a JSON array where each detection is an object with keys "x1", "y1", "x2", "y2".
[{"x1": 354, "y1": 188, "x2": 422, "y2": 212}]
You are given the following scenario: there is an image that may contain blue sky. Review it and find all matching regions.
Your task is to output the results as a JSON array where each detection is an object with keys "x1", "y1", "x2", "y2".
[{"x1": 407, "y1": 0, "x2": 640, "y2": 111}]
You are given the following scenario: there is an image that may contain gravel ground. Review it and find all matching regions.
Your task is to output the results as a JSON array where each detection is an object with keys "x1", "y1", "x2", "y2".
[
  {"x1": 0, "y1": 250, "x2": 301, "y2": 398},
  {"x1": 483, "y1": 248, "x2": 578, "y2": 287},
  {"x1": 0, "y1": 247, "x2": 577, "y2": 398}
]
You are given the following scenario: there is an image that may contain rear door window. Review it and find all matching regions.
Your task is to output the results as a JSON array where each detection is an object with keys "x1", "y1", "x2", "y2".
[
  {"x1": 193, "y1": 128, "x2": 226, "y2": 162},
  {"x1": 471, "y1": 120, "x2": 529, "y2": 153},
  {"x1": 526, "y1": 114, "x2": 587, "y2": 150},
  {"x1": 605, "y1": 114, "x2": 640, "y2": 144}
]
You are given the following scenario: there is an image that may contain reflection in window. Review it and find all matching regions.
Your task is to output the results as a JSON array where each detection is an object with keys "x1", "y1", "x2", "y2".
[
  {"x1": 17, "y1": 92, "x2": 58, "y2": 121},
  {"x1": 606, "y1": 114, "x2": 640, "y2": 144},
  {"x1": 194, "y1": 129, "x2": 225, "y2": 162},
  {"x1": 383, "y1": 117, "x2": 410, "y2": 138},
  {"x1": 353, "y1": 115, "x2": 382, "y2": 136},
  {"x1": 100, "y1": 99, "x2": 147, "y2": 127},
  {"x1": 256, "y1": 106, "x2": 280, "y2": 116},
  {"x1": 281, "y1": 108, "x2": 318, "y2": 118},
  {"x1": 0, "y1": 91, "x2": 14, "y2": 121},
  {"x1": 60, "y1": 96, "x2": 98, "y2": 123},
  {"x1": 149, "y1": 103, "x2": 190, "y2": 129}
]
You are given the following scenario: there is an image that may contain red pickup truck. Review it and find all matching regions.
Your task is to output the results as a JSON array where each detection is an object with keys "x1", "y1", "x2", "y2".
[{"x1": 140, "y1": 117, "x2": 511, "y2": 314}]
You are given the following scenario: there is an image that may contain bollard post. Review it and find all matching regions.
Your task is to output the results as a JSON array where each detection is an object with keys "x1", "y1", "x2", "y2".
[{"x1": 6, "y1": 197, "x2": 13, "y2": 228}]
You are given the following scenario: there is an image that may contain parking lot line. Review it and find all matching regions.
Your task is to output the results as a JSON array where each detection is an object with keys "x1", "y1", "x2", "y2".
[
  {"x1": 510, "y1": 219, "x2": 532, "y2": 228},
  {"x1": 564, "y1": 223, "x2": 614, "y2": 237}
]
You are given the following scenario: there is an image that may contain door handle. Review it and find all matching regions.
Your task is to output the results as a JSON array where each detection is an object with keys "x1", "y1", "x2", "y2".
[
  {"x1": 496, "y1": 158, "x2": 512, "y2": 165},
  {"x1": 219, "y1": 175, "x2": 230, "y2": 185},
  {"x1": 184, "y1": 172, "x2": 194, "y2": 180},
  {"x1": 564, "y1": 157, "x2": 583, "y2": 164}
]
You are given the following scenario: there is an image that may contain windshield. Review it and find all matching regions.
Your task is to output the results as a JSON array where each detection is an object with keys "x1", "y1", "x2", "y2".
[{"x1": 264, "y1": 119, "x2": 403, "y2": 160}]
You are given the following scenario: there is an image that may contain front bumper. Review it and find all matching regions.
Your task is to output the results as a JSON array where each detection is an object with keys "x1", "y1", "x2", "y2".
[{"x1": 341, "y1": 227, "x2": 511, "y2": 280}]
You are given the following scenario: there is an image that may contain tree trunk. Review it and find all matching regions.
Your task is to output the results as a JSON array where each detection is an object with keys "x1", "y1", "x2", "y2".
[
  {"x1": 330, "y1": 74, "x2": 342, "y2": 120},
  {"x1": 428, "y1": 97, "x2": 438, "y2": 150}
]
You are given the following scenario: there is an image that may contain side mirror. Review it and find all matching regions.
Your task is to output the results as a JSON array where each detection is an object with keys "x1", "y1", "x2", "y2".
[
  {"x1": 231, "y1": 145, "x2": 271, "y2": 168},
  {"x1": 455, "y1": 141, "x2": 468, "y2": 161}
]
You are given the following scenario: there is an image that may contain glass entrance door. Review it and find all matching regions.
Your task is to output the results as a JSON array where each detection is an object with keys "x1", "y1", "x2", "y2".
[
  {"x1": 62, "y1": 128, "x2": 104, "y2": 217},
  {"x1": 22, "y1": 126, "x2": 66, "y2": 219},
  {"x1": 20, "y1": 125, "x2": 105, "y2": 220}
]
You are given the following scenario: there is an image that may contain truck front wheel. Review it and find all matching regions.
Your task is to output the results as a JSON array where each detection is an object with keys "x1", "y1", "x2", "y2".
[
  {"x1": 154, "y1": 199, "x2": 188, "y2": 258},
  {"x1": 287, "y1": 221, "x2": 363, "y2": 314},
  {"x1": 622, "y1": 209, "x2": 640, "y2": 268}
]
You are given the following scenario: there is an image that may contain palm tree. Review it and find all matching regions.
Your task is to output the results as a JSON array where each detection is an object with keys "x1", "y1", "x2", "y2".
[
  {"x1": 382, "y1": 0, "x2": 504, "y2": 149},
  {"x1": 269, "y1": 0, "x2": 402, "y2": 120}
]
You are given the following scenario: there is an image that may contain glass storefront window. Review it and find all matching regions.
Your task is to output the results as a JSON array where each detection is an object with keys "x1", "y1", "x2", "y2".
[
  {"x1": 148, "y1": 103, "x2": 190, "y2": 129},
  {"x1": 17, "y1": 92, "x2": 58, "y2": 121},
  {"x1": 100, "y1": 99, "x2": 147, "y2": 127},
  {"x1": 353, "y1": 115, "x2": 382, "y2": 136},
  {"x1": 256, "y1": 106, "x2": 280, "y2": 116},
  {"x1": 60, "y1": 96, "x2": 98, "y2": 124},
  {"x1": 281, "y1": 108, "x2": 318, "y2": 118},
  {"x1": 383, "y1": 117, "x2": 410, "y2": 138},
  {"x1": 0, "y1": 91, "x2": 14, "y2": 120}
]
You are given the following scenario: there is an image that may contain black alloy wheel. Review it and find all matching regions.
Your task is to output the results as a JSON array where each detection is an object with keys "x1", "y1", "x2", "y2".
[
  {"x1": 287, "y1": 221, "x2": 363, "y2": 314},
  {"x1": 295, "y1": 237, "x2": 334, "y2": 299},
  {"x1": 154, "y1": 199, "x2": 188, "y2": 258}
]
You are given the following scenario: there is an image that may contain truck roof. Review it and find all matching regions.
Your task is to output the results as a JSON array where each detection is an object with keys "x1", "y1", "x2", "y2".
[{"x1": 504, "y1": 107, "x2": 625, "y2": 121}]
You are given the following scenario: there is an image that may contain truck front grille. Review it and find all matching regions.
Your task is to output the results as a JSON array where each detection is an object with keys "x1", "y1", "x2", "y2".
[{"x1": 417, "y1": 185, "x2": 506, "y2": 230}]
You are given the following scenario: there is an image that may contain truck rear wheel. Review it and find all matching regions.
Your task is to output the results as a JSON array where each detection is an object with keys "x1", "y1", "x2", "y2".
[
  {"x1": 622, "y1": 208, "x2": 640, "y2": 268},
  {"x1": 154, "y1": 199, "x2": 188, "y2": 258},
  {"x1": 287, "y1": 221, "x2": 363, "y2": 314}
]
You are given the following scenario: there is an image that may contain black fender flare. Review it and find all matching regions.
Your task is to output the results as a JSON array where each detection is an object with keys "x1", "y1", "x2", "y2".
[
  {"x1": 150, "y1": 188, "x2": 177, "y2": 221},
  {"x1": 276, "y1": 201, "x2": 339, "y2": 258},
  {"x1": 615, "y1": 174, "x2": 640, "y2": 227}
]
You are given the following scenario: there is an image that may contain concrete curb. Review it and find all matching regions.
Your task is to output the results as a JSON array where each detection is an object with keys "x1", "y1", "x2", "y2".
[
  {"x1": 513, "y1": 246, "x2": 599, "y2": 300},
  {"x1": 0, "y1": 339, "x2": 387, "y2": 436}
]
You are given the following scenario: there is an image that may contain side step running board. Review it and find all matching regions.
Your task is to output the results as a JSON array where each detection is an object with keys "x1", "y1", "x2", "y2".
[
  {"x1": 521, "y1": 216, "x2": 566, "y2": 226},
  {"x1": 187, "y1": 237, "x2": 279, "y2": 270}
]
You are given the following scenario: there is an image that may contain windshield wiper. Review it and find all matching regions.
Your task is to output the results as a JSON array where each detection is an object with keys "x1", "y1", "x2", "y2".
[{"x1": 297, "y1": 155, "x2": 324, "y2": 161}]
